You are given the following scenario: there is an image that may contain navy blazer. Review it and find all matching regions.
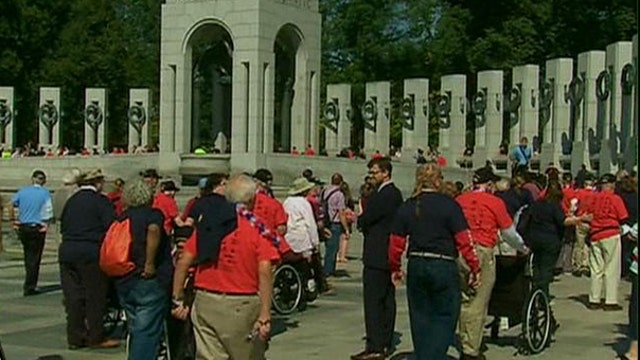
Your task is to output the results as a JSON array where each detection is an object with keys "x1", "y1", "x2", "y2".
[{"x1": 358, "y1": 182, "x2": 403, "y2": 270}]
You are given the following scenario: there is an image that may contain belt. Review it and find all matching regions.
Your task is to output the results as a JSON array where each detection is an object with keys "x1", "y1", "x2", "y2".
[
  {"x1": 195, "y1": 287, "x2": 257, "y2": 297},
  {"x1": 19, "y1": 223, "x2": 42, "y2": 228},
  {"x1": 408, "y1": 251, "x2": 455, "y2": 261}
]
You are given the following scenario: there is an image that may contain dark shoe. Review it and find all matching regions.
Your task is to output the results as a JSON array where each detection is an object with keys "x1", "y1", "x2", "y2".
[
  {"x1": 68, "y1": 344, "x2": 86, "y2": 350},
  {"x1": 582, "y1": 269, "x2": 591, "y2": 277},
  {"x1": 23, "y1": 288, "x2": 42, "y2": 297},
  {"x1": 572, "y1": 270, "x2": 582, "y2": 278},
  {"x1": 89, "y1": 339, "x2": 120, "y2": 349},
  {"x1": 603, "y1": 304, "x2": 623, "y2": 311},
  {"x1": 350, "y1": 350, "x2": 385, "y2": 360},
  {"x1": 586, "y1": 302, "x2": 601, "y2": 310}
]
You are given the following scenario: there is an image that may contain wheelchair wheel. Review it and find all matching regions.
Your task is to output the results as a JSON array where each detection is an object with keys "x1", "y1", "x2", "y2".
[
  {"x1": 103, "y1": 307, "x2": 124, "y2": 337},
  {"x1": 272, "y1": 264, "x2": 302, "y2": 315},
  {"x1": 522, "y1": 288, "x2": 551, "y2": 354}
]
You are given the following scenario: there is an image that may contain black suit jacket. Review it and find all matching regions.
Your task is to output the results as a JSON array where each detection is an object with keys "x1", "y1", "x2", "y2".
[{"x1": 357, "y1": 182, "x2": 403, "y2": 270}]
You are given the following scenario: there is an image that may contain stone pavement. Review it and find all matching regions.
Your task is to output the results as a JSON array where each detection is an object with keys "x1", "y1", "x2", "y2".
[{"x1": 0, "y1": 227, "x2": 632, "y2": 360}]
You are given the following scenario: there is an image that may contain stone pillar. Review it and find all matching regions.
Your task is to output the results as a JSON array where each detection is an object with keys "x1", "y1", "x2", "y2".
[
  {"x1": 577, "y1": 51, "x2": 605, "y2": 171},
  {"x1": 231, "y1": 57, "x2": 249, "y2": 154},
  {"x1": 324, "y1": 84, "x2": 351, "y2": 156},
  {"x1": 632, "y1": 35, "x2": 639, "y2": 170},
  {"x1": 160, "y1": 64, "x2": 177, "y2": 154},
  {"x1": 473, "y1": 70, "x2": 503, "y2": 166},
  {"x1": 401, "y1": 79, "x2": 429, "y2": 156},
  {"x1": 0, "y1": 87, "x2": 15, "y2": 150},
  {"x1": 291, "y1": 50, "x2": 309, "y2": 152},
  {"x1": 128, "y1": 89, "x2": 151, "y2": 152},
  {"x1": 84, "y1": 88, "x2": 108, "y2": 151},
  {"x1": 363, "y1": 81, "x2": 391, "y2": 155},
  {"x1": 540, "y1": 58, "x2": 572, "y2": 169},
  {"x1": 263, "y1": 57, "x2": 275, "y2": 153},
  {"x1": 38, "y1": 87, "x2": 61, "y2": 150},
  {"x1": 247, "y1": 52, "x2": 269, "y2": 154},
  {"x1": 439, "y1": 75, "x2": 466, "y2": 165},
  {"x1": 511, "y1": 65, "x2": 539, "y2": 143},
  {"x1": 599, "y1": 41, "x2": 632, "y2": 174}
]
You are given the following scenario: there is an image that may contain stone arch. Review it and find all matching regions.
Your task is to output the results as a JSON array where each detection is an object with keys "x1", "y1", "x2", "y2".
[
  {"x1": 273, "y1": 23, "x2": 307, "y2": 153},
  {"x1": 182, "y1": 19, "x2": 235, "y2": 153}
]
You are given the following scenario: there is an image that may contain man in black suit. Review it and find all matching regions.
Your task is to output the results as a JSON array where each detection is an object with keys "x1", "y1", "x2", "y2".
[{"x1": 352, "y1": 157, "x2": 404, "y2": 360}]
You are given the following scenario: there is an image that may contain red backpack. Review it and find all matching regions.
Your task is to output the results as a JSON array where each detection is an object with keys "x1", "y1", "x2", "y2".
[{"x1": 100, "y1": 218, "x2": 136, "y2": 277}]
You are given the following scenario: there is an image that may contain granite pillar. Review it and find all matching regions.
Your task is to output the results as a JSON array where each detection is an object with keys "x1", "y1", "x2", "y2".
[
  {"x1": 363, "y1": 81, "x2": 391, "y2": 155},
  {"x1": 84, "y1": 88, "x2": 108, "y2": 151},
  {"x1": 511, "y1": 65, "x2": 539, "y2": 143},
  {"x1": 324, "y1": 84, "x2": 351, "y2": 156},
  {"x1": 38, "y1": 87, "x2": 61, "y2": 150},
  {"x1": 577, "y1": 51, "x2": 606, "y2": 171},
  {"x1": 439, "y1": 75, "x2": 466, "y2": 166},
  {"x1": 401, "y1": 78, "x2": 429, "y2": 156},
  {"x1": 540, "y1": 58, "x2": 572, "y2": 169},
  {"x1": 128, "y1": 89, "x2": 151, "y2": 152},
  {"x1": 0, "y1": 87, "x2": 15, "y2": 150},
  {"x1": 473, "y1": 70, "x2": 503, "y2": 167}
]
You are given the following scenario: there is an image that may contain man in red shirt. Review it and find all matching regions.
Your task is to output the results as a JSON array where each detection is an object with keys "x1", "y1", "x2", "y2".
[
  {"x1": 153, "y1": 180, "x2": 186, "y2": 235},
  {"x1": 573, "y1": 173, "x2": 597, "y2": 277},
  {"x1": 106, "y1": 178, "x2": 125, "y2": 216},
  {"x1": 585, "y1": 174, "x2": 629, "y2": 310},
  {"x1": 455, "y1": 167, "x2": 527, "y2": 360},
  {"x1": 170, "y1": 174, "x2": 280, "y2": 359},
  {"x1": 304, "y1": 144, "x2": 316, "y2": 156},
  {"x1": 252, "y1": 169, "x2": 287, "y2": 237}
]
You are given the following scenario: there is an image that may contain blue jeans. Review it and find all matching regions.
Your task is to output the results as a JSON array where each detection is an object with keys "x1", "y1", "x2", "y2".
[
  {"x1": 406, "y1": 258, "x2": 461, "y2": 360},
  {"x1": 118, "y1": 278, "x2": 169, "y2": 360},
  {"x1": 323, "y1": 224, "x2": 342, "y2": 276}
]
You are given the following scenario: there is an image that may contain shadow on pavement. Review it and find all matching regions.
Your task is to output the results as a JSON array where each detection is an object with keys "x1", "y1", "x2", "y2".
[
  {"x1": 567, "y1": 294, "x2": 591, "y2": 308},
  {"x1": 271, "y1": 317, "x2": 300, "y2": 338}
]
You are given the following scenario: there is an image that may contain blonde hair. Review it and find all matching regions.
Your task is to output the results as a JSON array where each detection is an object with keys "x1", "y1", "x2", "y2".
[
  {"x1": 122, "y1": 179, "x2": 154, "y2": 209},
  {"x1": 412, "y1": 163, "x2": 443, "y2": 198},
  {"x1": 495, "y1": 177, "x2": 511, "y2": 192}
]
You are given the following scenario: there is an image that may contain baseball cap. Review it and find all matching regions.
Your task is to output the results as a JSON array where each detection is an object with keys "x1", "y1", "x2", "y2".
[
  {"x1": 598, "y1": 173, "x2": 616, "y2": 185},
  {"x1": 253, "y1": 169, "x2": 273, "y2": 184},
  {"x1": 197, "y1": 177, "x2": 208, "y2": 189},
  {"x1": 472, "y1": 167, "x2": 500, "y2": 184},
  {"x1": 160, "y1": 180, "x2": 180, "y2": 192}
]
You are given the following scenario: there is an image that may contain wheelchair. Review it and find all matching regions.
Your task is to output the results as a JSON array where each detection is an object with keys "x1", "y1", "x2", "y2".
[
  {"x1": 271, "y1": 256, "x2": 318, "y2": 315},
  {"x1": 488, "y1": 253, "x2": 553, "y2": 355}
]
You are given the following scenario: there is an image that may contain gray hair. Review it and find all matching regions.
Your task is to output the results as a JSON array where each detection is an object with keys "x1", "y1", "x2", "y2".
[
  {"x1": 122, "y1": 179, "x2": 154, "y2": 209},
  {"x1": 62, "y1": 168, "x2": 82, "y2": 185},
  {"x1": 226, "y1": 174, "x2": 257, "y2": 205}
]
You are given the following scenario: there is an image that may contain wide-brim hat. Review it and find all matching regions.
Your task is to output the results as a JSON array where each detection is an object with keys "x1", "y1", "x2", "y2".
[
  {"x1": 81, "y1": 169, "x2": 105, "y2": 182},
  {"x1": 287, "y1": 177, "x2": 316, "y2": 195}
]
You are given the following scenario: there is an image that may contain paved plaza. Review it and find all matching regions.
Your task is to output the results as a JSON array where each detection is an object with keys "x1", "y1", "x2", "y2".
[{"x1": 0, "y1": 225, "x2": 632, "y2": 360}]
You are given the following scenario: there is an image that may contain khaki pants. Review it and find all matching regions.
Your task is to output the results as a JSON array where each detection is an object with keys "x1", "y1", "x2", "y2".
[
  {"x1": 589, "y1": 234, "x2": 621, "y2": 305},
  {"x1": 458, "y1": 245, "x2": 496, "y2": 356},
  {"x1": 573, "y1": 224, "x2": 590, "y2": 272},
  {"x1": 191, "y1": 291, "x2": 262, "y2": 360}
]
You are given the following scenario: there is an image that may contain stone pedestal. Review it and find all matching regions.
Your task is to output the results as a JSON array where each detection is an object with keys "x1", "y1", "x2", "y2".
[
  {"x1": 577, "y1": 51, "x2": 606, "y2": 171},
  {"x1": 38, "y1": 87, "x2": 61, "y2": 150},
  {"x1": 603, "y1": 41, "x2": 633, "y2": 174},
  {"x1": 473, "y1": 70, "x2": 503, "y2": 167},
  {"x1": 0, "y1": 87, "x2": 15, "y2": 150},
  {"x1": 128, "y1": 88, "x2": 151, "y2": 152},
  {"x1": 439, "y1": 75, "x2": 467, "y2": 166},
  {"x1": 363, "y1": 81, "x2": 390, "y2": 155},
  {"x1": 324, "y1": 84, "x2": 351, "y2": 156},
  {"x1": 402, "y1": 79, "x2": 429, "y2": 156},
  {"x1": 511, "y1": 65, "x2": 539, "y2": 142},
  {"x1": 84, "y1": 88, "x2": 108, "y2": 151},
  {"x1": 542, "y1": 58, "x2": 572, "y2": 169}
]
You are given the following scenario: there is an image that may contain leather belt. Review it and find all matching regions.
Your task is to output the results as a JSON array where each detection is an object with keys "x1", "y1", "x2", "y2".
[
  {"x1": 408, "y1": 251, "x2": 455, "y2": 261},
  {"x1": 195, "y1": 288, "x2": 257, "y2": 297}
]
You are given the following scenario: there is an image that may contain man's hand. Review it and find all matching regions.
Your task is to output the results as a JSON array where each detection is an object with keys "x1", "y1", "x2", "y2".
[
  {"x1": 391, "y1": 271, "x2": 404, "y2": 288},
  {"x1": 468, "y1": 271, "x2": 481, "y2": 289},
  {"x1": 580, "y1": 214, "x2": 593, "y2": 223},
  {"x1": 171, "y1": 303, "x2": 190, "y2": 320},
  {"x1": 518, "y1": 246, "x2": 531, "y2": 256},
  {"x1": 142, "y1": 263, "x2": 156, "y2": 278},
  {"x1": 253, "y1": 317, "x2": 271, "y2": 341}
]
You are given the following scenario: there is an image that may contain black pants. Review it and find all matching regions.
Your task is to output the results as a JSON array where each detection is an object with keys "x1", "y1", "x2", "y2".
[
  {"x1": 363, "y1": 267, "x2": 396, "y2": 353},
  {"x1": 168, "y1": 273, "x2": 196, "y2": 360},
  {"x1": 532, "y1": 239, "x2": 561, "y2": 297},
  {"x1": 60, "y1": 262, "x2": 109, "y2": 346},
  {"x1": 18, "y1": 225, "x2": 46, "y2": 292},
  {"x1": 310, "y1": 251, "x2": 328, "y2": 292}
]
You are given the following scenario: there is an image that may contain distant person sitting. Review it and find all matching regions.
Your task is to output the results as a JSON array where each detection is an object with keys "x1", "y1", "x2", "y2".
[
  {"x1": 371, "y1": 150, "x2": 383, "y2": 160},
  {"x1": 511, "y1": 136, "x2": 532, "y2": 169},
  {"x1": 291, "y1": 146, "x2": 300, "y2": 155},
  {"x1": 305, "y1": 144, "x2": 316, "y2": 156},
  {"x1": 415, "y1": 149, "x2": 427, "y2": 164}
]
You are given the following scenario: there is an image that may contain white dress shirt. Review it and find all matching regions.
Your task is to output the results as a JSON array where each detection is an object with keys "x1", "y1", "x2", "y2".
[{"x1": 283, "y1": 196, "x2": 320, "y2": 255}]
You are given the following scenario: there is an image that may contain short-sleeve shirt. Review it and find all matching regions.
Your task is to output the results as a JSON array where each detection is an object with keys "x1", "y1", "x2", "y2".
[
  {"x1": 152, "y1": 192, "x2": 180, "y2": 234},
  {"x1": 392, "y1": 192, "x2": 469, "y2": 258},
  {"x1": 589, "y1": 191, "x2": 628, "y2": 242},
  {"x1": 456, "y1": 191, "x2": 513, "y2": 248},
  {"x1": 12, "y1": 185, "x2": 52, "y2": 225},
  {"x1": 253, "y1": 192, "x2": 288, "y2": 231},
  {"x1": 184, "y1": 216, "x2": 281, "y2": 294},
  {"x1": 116, "y1": 207, "x2": 174, "y2": 293},
  {"x1": 183, "y1": 196, "x2": 199, "y2": 220},
  {"x1": 106, "y1": 190, "x2": 124, "y2": 216}
]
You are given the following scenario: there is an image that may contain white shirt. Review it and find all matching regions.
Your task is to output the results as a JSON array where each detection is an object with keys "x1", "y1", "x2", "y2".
[{"x1": 283, "y1": 196, "x2": 319, "y2": 254}]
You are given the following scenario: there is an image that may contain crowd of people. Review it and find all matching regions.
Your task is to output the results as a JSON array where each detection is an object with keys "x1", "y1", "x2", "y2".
[
  {"x1": 0, "y1": 142, "x2": 158, "y2": 159},
  {"x1": 4, "y1": 157, "x2": 638, "y2": 360}
]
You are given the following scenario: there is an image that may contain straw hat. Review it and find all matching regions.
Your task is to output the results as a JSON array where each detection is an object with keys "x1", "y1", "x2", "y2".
[
  {"x1": 287, "y1": 177, "x2": 316, "y2": 196},
  {"x1": 81, "y1": 169, "x2": 105, "y2": 182},
  {"x1": 62, "y1": 168, "x2": 82, "y2": 185}
]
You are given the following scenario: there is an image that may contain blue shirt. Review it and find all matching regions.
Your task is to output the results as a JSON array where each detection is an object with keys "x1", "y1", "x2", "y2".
[
  {"x1": 512, "y1": 145, "x2": 532, "y2": 166},
  {"x1": 12, "y1": 185, "x2": 53, "y2": 225}
]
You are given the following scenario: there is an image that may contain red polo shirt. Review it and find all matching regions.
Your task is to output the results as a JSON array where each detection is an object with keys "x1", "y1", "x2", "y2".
[
  {"x1": 456, "y1": 191, "x2": 513, "y2": 248},
  {"x1": 106, "y1": 190, "x2": 124, "y2": 216},
  {"x1": 153, "y1": 192, "x2": 179, "y2": 234},
  {"x1": 575, "y1": 188, "x2": 597, "y2": 216},
  {"x1": 588, "y1": 190, "x2": 628, "y2": 242},
  {"x1": 184, "y1": 217, "x2": 281, "y2": 294},
  {"x1": 183, "y1": 196, "x2": 199, "y2": 220},
  {"x1": 253, "y1": 192, "x2": 288, "y2": 232}
]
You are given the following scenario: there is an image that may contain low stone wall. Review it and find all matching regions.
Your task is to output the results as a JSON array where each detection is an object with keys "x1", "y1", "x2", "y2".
[{"x1": 0, "y1": 154, "x2": 160, "y2": 189}]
